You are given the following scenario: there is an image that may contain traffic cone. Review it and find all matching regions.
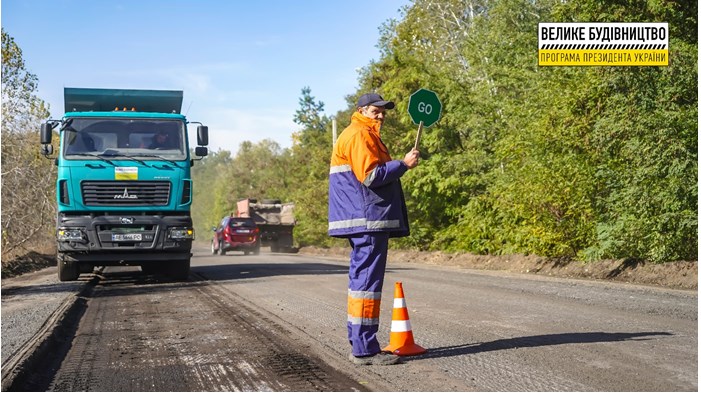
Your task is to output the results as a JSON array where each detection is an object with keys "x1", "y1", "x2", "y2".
[{"x1": 383, "y1": 282, "x2": 426, "y2": 356}]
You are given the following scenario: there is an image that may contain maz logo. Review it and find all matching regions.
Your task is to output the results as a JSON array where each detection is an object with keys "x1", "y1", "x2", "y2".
[{"x1": 114, "y1": 188, "x2": 138, "y2": 199}]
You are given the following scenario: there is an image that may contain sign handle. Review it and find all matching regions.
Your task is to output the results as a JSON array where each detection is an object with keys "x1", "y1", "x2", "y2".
[{"x1": 414, "y1": 121, "x2": 424, "y2": 150}]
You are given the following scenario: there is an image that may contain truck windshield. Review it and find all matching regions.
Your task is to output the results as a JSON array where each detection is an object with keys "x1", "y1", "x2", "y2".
[{"x1": 62, "y1": 118, "x2": 187, "y2": 160}]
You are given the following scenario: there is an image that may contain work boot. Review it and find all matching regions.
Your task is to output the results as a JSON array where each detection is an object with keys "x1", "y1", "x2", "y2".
[{"x1": 348, "y1": 351, "x2": 401, "y2": 365}]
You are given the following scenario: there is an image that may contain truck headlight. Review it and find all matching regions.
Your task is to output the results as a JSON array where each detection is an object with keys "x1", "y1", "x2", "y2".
[
  {"x1": 57, "y1": 228, "x2": 85, "y2": 241},
  {"x1": 168, "y1": 227, "x2": 194, "y2": 240}
]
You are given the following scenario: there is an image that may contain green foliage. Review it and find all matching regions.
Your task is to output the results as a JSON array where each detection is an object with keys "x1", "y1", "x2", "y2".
[
  {"x1": 2, "y1": 28, "x2": 44, "y2": 129},
  {"x1": 1, "y1": 28, "x2": 54, "y2": 260},
  {"x1": 191, "y1": 149, "x2": 232, "y2": 238},
  {"x1": 355, "y1": 0, "x2": 696, "y2": 261},
  {"x1": 193, "y1": 0, "x2": 696, "y2": 263},
  {"x1": 288, "y1": 88, "x2": 335, "y2": 246},
  {"x1": 191, "y1": 140, "x2": 292, "y2": 239},
  {"x1": 192, "y1": 87, "x2": 339, "y2": 247}
]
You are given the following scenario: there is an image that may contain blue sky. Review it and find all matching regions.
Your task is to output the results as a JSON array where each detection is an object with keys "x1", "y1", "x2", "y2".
[{"x1": 2, "y1": 0, "x2": 408, "y2": 152}]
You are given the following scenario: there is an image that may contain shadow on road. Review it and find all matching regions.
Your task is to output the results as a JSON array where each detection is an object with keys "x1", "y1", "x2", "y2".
[
  {"x1": 194, "y1": 261, "x2": 411, "y2": 281},
  {"x1": 195, "y1": 262, "x2": 345, "y2": 281},
  {"x1": 413, "y1": 331, "x2": 674, "y2": 360}
]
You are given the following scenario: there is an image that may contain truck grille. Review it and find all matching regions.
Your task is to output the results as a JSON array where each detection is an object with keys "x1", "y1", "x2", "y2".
[{"x1": 81, "y1": 181, "x2": 171, "y2": 206}]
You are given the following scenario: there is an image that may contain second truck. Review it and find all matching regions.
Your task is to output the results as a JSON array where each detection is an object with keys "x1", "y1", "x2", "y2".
[{"x1": 236, "y1": 198, "x2": 296, "y2": 252}]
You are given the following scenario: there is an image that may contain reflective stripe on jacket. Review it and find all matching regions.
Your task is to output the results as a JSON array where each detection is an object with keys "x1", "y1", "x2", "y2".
[{"x1": 328, "y1": 112, "x2": 410, "y2": 238}]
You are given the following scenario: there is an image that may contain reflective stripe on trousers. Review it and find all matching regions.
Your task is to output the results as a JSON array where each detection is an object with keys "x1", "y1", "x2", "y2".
[{"x1": 347, "y1": 232, "x2": 389, "y2": 357}]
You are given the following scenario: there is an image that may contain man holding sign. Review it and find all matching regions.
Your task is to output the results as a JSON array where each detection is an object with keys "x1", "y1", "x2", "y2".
[{"x1": 328, "y1": 93, "x2": 419, "y2": 366}]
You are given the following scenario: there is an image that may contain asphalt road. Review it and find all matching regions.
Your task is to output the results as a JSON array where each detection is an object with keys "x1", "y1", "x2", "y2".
[{"x1": 2, "y1": 246, "x2": 697, "y2": 391}]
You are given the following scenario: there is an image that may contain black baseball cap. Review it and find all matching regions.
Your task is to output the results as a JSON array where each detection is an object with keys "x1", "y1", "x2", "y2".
[{"x1": 357, "y1": 93, "x2": 395, "y2": 109}]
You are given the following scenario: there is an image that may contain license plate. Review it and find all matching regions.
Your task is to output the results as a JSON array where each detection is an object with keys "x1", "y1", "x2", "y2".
[
  {"x1": 236, "y1": 229, "x2": 251, "y2": 233},
  {"x1": 112, "y1": 233, "x2": 142, "y2": 241}
]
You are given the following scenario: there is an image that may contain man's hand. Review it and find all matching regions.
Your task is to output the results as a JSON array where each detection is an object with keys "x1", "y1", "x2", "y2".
[{"x1": 402, "y1": 148, "x2": 420, "y2": 169}]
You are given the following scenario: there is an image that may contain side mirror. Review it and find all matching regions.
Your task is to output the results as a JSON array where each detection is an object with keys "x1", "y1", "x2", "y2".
[
  {"x1": 197, "y1": 125, "x2": 208, "y2": 146},
  {"x1": 211, "y1": 227, "x2": 217, "y2": 231},
  {"x1": 40, "y1": 123, "x2": 53, "y2": 144},
  {"x1": 41, "y1": 144, "x2": 54, "y2": 156},
  {"x1": 195, "y1": 146, "x2": 208, "y2": 157}
]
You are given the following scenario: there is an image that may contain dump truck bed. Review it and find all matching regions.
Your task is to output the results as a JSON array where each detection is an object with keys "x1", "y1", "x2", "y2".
[{"x1": 64, "y1": 87, "x2": 183, "y2": 113}]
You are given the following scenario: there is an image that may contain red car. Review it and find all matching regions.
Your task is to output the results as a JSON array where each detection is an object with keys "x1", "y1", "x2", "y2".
[{"x1": 211, "y1": 216, "x2": 261, "y2": 255}]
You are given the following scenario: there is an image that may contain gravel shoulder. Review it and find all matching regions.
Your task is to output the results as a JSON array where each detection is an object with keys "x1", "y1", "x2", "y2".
[
  {"x1": 1, "y1": 267, "x2": 90, "y2": 390},
  {"x1": 299, "y1": 246, "x2": 698, "y2": 290},
  {"x1": 1, "y1": 268, "x2": 87, "y2": 362}
]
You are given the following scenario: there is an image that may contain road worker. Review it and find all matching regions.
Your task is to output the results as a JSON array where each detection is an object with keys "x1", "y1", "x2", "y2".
[{"x1": 328, "y1": 93, "x2": 420, "y2": 365}]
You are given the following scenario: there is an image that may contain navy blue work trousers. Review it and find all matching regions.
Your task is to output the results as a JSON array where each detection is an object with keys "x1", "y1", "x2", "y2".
[{"x1": 346, "y1": 232, "x2": 390, "y2": 356}]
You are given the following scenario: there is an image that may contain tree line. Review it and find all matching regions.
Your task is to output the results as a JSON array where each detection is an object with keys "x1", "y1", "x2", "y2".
[
  {"x1": 1, "y1": 28, "x2": 54, "y2": 261},
  {"x1": 2, "y1": 0, "x2": 696, "y2": 264},
  {"x1": 192, "y1": 0, "x2": 697, "y2": 263}
]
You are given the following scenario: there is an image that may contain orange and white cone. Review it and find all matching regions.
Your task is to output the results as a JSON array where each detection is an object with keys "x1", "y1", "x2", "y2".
[{"x1": 383, "y1": 282, "x2": 426, "y2": 356}]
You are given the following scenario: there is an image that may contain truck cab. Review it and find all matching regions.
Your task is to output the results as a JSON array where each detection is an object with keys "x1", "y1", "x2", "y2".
[{"x1": 40, "y1": 88, "x2": 209, "y2": 281}]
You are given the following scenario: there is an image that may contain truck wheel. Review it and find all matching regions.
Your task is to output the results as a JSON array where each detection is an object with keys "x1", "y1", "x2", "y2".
[
  {"x1": 57, "y1": 254, "x2": 80, "y2": 282},
  {"x1": 253, "y1": 246, "x2": 260, "y2": 255},
  {"x1": 169, "y1": 259, "x2": 190, "y2": 281}
]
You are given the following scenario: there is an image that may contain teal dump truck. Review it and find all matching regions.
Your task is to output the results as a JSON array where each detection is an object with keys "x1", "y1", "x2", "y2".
[{"x1": 40, "y1": 88, "x2": 209, "y2": 281}]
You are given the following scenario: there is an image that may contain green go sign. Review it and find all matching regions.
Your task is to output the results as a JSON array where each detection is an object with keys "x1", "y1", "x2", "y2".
[{"x1": 408, "y1": 88, "x2": 442, "y2": 127}]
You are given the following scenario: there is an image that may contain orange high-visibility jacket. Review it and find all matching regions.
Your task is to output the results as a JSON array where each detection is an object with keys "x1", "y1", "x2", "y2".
[{"x1": 328, "y1": 112, "x2": 409, "y2": 238}]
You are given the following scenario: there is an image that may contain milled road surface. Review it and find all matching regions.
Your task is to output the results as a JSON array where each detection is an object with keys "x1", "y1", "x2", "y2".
[
  {"x1": 2, "y1": 246, "x2": 697, "y2": 391},
  {"x1": 41, "y1": 269, "x2": 370, "y2": 392}
]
